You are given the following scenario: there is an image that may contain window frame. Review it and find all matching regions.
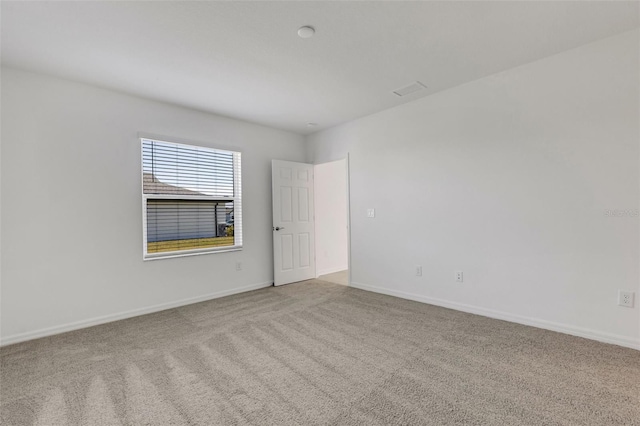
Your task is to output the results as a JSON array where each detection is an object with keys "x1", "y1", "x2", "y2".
[{"x1": 140, "y1": 137, "x2": 243, "y2": 261}]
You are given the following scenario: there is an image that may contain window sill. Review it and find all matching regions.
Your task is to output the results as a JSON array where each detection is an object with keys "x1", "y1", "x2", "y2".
[{"x1": 143, "y1": 245, "x2": 243, "y2": 261}]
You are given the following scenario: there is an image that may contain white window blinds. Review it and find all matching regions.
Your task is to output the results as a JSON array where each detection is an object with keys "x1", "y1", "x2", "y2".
[{"x1": 141, "y1": 138, "x2": 242, "y2": 259}]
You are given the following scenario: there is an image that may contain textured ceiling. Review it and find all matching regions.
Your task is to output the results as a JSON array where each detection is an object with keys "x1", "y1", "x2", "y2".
[{"x1": 2, "y1": 1, "x2": 638, "y2": 135}]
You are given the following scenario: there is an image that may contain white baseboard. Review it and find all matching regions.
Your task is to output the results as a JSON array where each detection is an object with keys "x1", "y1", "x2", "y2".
[
  {"x1": 316, "y1": 265, "x2": 348, "y2": 277},
  {"x1": 0, "y1": 281, "x2": 273, "y2": 347},
  {"x1": 350, "y1": 281, "x2": 640, "y2": 351}
]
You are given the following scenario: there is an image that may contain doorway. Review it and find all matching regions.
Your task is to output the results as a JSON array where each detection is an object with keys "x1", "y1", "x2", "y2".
[{"x1": 314, "y1": 158, "x2": 350, "y2": 286}]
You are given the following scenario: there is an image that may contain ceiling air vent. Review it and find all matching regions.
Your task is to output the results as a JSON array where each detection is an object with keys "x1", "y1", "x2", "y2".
[{"x1": 393, "y1": 81, "x2": 427, "y2": 97}]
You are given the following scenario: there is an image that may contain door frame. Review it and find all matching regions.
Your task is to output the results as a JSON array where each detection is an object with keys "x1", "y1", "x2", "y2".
[{"x1": 313, "y1": 154, "x2": 352, "y2": 286}]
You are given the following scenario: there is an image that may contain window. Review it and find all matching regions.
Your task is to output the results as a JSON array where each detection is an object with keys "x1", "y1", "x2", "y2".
[{"x1": 141, "y1": 138, "x2": 242, "y2": 260}]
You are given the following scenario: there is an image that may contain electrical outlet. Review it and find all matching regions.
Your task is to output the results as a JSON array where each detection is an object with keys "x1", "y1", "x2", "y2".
[
  {"x1": 416, "y1": 266, "x2": 422, "y2": 277},
  {"x1": 236, "y1": 261, "x2": 242, "y2": 272},
  {"x1": 367, "y1": 208, "x2": 375, "y2": 218},
  {"x1": 455, "y1": 271, "x2": 463, "y2": 282},
  {"x1": 618, "y1": 291, "x2": 635, "y2": 308}
]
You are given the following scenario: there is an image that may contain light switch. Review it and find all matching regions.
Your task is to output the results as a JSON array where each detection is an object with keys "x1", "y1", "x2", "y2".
[{"x1": 367, "y1": 208, "x2": 375, "y2": 218}]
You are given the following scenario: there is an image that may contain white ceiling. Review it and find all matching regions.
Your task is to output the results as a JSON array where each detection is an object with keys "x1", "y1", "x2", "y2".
[{"x1": 2, "y1": 1, "x2": 638, "y2": 135}]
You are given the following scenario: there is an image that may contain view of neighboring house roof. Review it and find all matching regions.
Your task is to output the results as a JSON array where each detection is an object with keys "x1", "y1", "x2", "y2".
[{"x1": 142, "y1": 173, "x2": 206, "y2": 196}]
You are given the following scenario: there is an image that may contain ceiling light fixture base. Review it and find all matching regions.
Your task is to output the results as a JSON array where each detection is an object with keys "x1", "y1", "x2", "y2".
[{"x1": 297, "y1": 26, "x2": 315, "y2": 39}]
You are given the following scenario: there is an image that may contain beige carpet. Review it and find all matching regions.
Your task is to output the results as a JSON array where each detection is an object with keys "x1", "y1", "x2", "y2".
[
  {"x1": 318, "y1": 270, "x2": 349, "y2": 286},
  {"x1": 1, "y1": 280, "x2": 639, "y2": 426}
]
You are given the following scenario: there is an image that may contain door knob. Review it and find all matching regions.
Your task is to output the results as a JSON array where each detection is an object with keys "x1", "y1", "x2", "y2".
[{"x1": 273, "y1": 226, "x2": 285, "y2": 231}]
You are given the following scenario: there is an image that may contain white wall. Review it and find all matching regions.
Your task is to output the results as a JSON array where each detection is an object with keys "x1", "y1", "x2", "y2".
[
  {"x1": 0, "y1": 68, "x2": 306, "y2": 344},
  {"x1": 314, "y1": 159, "x2": 348, "y2": 277},
  {"x1": 307, "y1": 30, "x2": 640, "y2": 349}
]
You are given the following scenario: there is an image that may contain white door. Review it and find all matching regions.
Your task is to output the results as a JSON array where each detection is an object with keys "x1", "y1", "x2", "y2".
[{"x1": 272, "y1": 160, "x2": 315, "y2": 286}]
